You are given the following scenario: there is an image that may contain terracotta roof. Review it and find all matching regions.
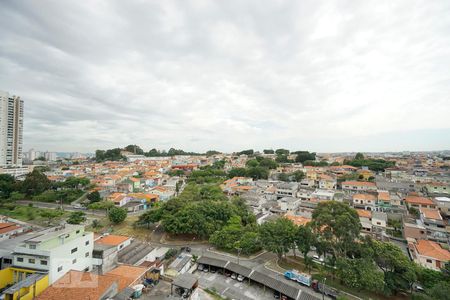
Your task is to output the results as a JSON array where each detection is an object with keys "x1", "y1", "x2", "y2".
[
  {"x1": 353, "y1": 193, "x2": 377, "y2": 201},
  {"x1": 95, "y1": 235, "x2": 131, "y2": 246},
  {"x1": 35, "y1": 271, "x2": 117, "y2": 300},
  {"x1": 284, "y1": 214, "x2": 311, "y2": 226},
  {"x1": 415, "y1": 240, "x2": 450, "y2": 261},
  {"x1": 356, "y1": 209, "x2": 372, "y2": 218},
  {"x1": 420, "y1": 208, "x2": 442, "y2": 220},
  {"x1": 405, "y1": 196, "x2": 435, "y2": 206},
  {"x1": 106, "y1": 265, "x2": 147, "y2": 290},
  {"x1": 0, "y1": 222, "x2": 17, "y2": 229},
  {"x1": 342, "y1": 181, "x2": 376, "y2": 187},
  {"x1": 0, "y1": 224, "x2": 21, "y2": 234},
  {"x1": 377, "y1": 191, "x2": 390, "y2": 202}
]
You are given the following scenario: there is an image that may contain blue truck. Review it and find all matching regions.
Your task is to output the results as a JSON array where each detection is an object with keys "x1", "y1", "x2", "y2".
[{"x1": 284, "y1": 270, "x2": 312, "y2": 287}]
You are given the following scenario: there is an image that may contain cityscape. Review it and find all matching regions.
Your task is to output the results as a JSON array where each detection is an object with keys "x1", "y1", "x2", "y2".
[{"x1": 1, "y1": 1, "x2": 450, "y2": 300}]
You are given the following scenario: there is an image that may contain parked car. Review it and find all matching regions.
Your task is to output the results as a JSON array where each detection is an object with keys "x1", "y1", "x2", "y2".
[
  {"x1": 224, "y1": 270, "x2": 231, "y2": 277},
  {"x1": 203, "y1": 268, "x2": 209, "y2": 273},
  {"x1": 197, "y1": 264, "x2": 204, "y2": 271},
  {"x1": 273, "y1": 291, "x2": 280, "y2": 299},
  {"x1": 231, "y1": 273, "x2": 237, "y2": 280},
  {"x1": 237, "y1": 275, "x2": 245, "y2": 282},
  {"x1": 181, "y1": 247, "x2": 191, "y2": 253}
]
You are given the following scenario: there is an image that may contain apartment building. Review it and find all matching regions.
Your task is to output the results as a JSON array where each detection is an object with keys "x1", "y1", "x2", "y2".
[
  {"x1": 0, "y1": 90, "x2": 23, "y2": 167},
  {"x1": 12, "y1": 224, "x2": 93, "y2": 284}
]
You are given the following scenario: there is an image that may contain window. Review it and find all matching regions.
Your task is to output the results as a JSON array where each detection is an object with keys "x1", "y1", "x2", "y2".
[
  {"x1": 119, "y1": 244, "x2": 123, "y2": 249},
  {"x1": 85, "y1": 252, "x2": 89, "y2": 257},
  {"x1": 76, "y1": 230, "x2": 80, "y2": 234},
  {"x1": 72, "y1": 258, "x2": 77, "y2": 264},
  {"x1": 3, "y1": 258, "x2": 12, "y2": 264},
  {"x1": 85, "y1": 240, "x2": 89, "y2": 246},
  {"x1": 426, "y1": 259, "x2": 432, "y2": 263},
  {"x1": 17, "y1": 257, "x2": 23, "y2": 262},
  {"x1": 40, "y1": 260, "x2": 47, "y2": 265},
  {"x1": 29, "y1": 244, "x2": 36, "y2": 249},
  {"x1": 28, "y1": 258, "x2": 35, "y2": 264},
  {"x1": 58, "y1": 266, "x2": 63, "y2": 272},
  {"x1": 71, "y1": 247, "x2": 78, "y2": 254}
]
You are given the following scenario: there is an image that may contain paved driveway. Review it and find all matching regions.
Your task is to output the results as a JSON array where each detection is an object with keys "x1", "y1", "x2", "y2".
[{"x1": 195, "y1": 271, "x2": 274, "y2": 300}]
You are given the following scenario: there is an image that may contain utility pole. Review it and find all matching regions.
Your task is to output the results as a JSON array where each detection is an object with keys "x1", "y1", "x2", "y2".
[
  {"x1": 237, "y1": 248, "x2": 242, "y2": 265},
  {"x1": 322, "y1": 277, "x2": 326, "y2": 300}
]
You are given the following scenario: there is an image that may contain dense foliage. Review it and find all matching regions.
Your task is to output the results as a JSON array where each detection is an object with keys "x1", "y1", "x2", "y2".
[
  {"x1": 95, "y1": 148, "x2": 124, "y2": 162},
  {"x1": 108, "y1": 206, "x2": 127, "y2": 224},
  {"x1": 344, "y1": 153, "x2": 395, "y2": 172},
  {"x1": 293, "y1": 151, "x2": 316, "y2": 163}
]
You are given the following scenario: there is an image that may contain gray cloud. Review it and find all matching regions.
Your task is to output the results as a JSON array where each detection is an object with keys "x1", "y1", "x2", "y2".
[{"x1": 1, "y1": 0, "x2": 450, "y2": 152}]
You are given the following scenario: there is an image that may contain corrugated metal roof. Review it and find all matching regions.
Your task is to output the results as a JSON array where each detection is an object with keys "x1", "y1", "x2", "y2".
[
  {"x1": 225, "y1": 262, "x2": 253, "y2": 277},
  {"x1": 197, "y1": 256, "x2": 229, "y2": 268}
]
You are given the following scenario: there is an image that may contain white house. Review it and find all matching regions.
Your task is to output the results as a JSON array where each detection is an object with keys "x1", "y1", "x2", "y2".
[{"x1": 12, "y1": 224, "x2": 94, "y2": 284}]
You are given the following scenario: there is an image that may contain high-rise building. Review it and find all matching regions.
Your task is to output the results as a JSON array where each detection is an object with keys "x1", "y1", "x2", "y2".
[{"x1": 0, "y1": 90, "x2": 24, "y2": 167}]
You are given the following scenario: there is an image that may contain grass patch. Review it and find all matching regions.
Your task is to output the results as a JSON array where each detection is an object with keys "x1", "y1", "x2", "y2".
[{"x1": 0, "y1": 205, "x2": 69, "y2": 226}]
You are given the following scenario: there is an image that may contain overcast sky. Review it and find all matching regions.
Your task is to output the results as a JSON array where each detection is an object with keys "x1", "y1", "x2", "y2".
[{"x1": 1, "y1": 0, "x2": 449, "y2": 153}]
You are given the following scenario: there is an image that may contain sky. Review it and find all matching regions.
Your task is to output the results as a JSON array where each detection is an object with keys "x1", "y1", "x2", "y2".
[{"x1": 1, "y1": 0, "x2": 450, "y2": 153}]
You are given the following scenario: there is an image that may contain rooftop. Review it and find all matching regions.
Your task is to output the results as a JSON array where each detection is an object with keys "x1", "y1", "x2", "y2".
[
  {"x1": 415, "y1": 240, "x2": 450, "y2": 261},
  {"x1": 405, "y1": 195, "x2": 435, "y2": 206},
  {"x1": 95, "y1": 234, "x2": 131, "y2": 246},
  {"x1": 420, "y1": 208, "x2": 442, "y2": 220}
]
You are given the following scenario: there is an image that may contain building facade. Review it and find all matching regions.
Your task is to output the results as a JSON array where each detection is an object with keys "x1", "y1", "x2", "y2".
[
  {"x1": 0, "y1": 91, "x2": 24, "y2": 167},
  {"x1": 12, "y1": 225, "x2": 93, "y2": 284}
]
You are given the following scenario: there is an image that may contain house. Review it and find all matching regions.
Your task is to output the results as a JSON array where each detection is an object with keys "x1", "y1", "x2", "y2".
[
  {"x1": 95, "y1": 234, "x2": 132, "y2": 252},
  {"x1": 166, "y1": 254, "x2": 192, "y2": 277},
  {"x1": 0, "y1": 267, "x2": 49, "y2": 300},
  {"x1": 419, "y1": 208, "x2": 448, "y2": 244},
  {"x1": 434, "y1": 197, "x2": 450, "y2": 216},
  {"x1": 0, "y1": 222, "x2": 24, "y2": 241},
  {"x1": 357, "y1": 209, "x2": 373, "y2": 234},
  {"x1": 12, "y1": 225, "x2": 94, "y2": 284},
  {"x1": 372, "y1": 211, "x2": 387, "y2": 230},
  {"x1": 377, "y1": 190, "x2": 391, "y2": 207},
  {"x1": 341, "y1": 181, "x2": 377, "y2": 192},
  {"x1": 405, "y1": 195, "x2": 436, "y2": 209},
  {"x1": 409, "y1": 239, "x2": 450, "y2": 271},
  {"x1": 352, "y1": 193, "x2": 377, "y2": 210},
  {"x1": 150, "y1": 186, "x2": 175, "y2": 201},
  {"x1": 403, "y1": 221, "x2": 427, "y2": 241},
  {"x1": 276, "y1": 182, "x2": 299, "y2": 199},
  {"x1": 318, "y1": 174, "x2": 336, "y2": 190},
  {"x1": 277, "y1": 197, "x2": 301, "y2": 212},
  {"x1": 311, "y1": 189, "x2": 335, "y2": 201},
  {"x1": 424, "y1": 182, "x2": 450, "y2": 196},
  {"x1": 35, "y1": 265, "x2": 147, "y2": 300},
  {"x1": 92, "y1": 243, "x2": 118, "y2": 275}
]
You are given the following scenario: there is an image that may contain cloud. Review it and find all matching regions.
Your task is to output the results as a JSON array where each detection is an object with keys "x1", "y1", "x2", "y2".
[{"x1": 0, "y1": 0, "x2": 449, "y2": 152}]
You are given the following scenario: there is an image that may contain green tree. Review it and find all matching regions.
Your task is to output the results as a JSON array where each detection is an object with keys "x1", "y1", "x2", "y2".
[
  {"x1": 275, "y1": 149, "x2": 290, "y2": 156},
  {"x1": 136, "y1": 208, "x2": 163, "y2": 228},
  {"x1": 67, "y1": 211, "x2": 86, "y2": 224},
  {"x1": 108, "y1": 207, "x2": 127, "y2": 224},
  {"x1": 0, "y1": 174, "x2": 16, "y2": 199},
  {"x1": 312, "y1": 201, "x2": 361, "y2": 258},
  {"x1": 124, "y1": 144, "x2": 144, "y2": 155},
  {"x1": 294, "y1": 151, "x2": 316, "y2": 163},
  {"x1": 87, "y1": 191, "x2": 101, "y2": 203},
  {"x1": 21, "y1": 169, "x2": 51, "y2": 196},
  {"x1": 259, "y1": 218, "x2": 296, "y2": 260},
  {"x1": 278, "y1": 173, "x2": 290, "y2": 182},
  {"x1": 295, "y1": 225, "x2": 315, "y2": 273},
  {"x1": 355, "y1": 152, "x2": 365, "y2": 160},
  {"x1": 369, "y1": 239, "x2": 417, "y2": 294},
  {"x1": 263, "y1": 149, "x2": 274, "y2": 154},
  {"x1": 40, "y1": 209, "x2": 63, "y2": 225},
  {"x1": 88, "y1": 201, "x2": 115, "y2": 210}
]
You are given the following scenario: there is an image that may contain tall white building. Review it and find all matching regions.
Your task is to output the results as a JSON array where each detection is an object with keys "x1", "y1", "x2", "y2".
[{"x1": 0, "y1": 90, "x2": 24, "y2": 167}]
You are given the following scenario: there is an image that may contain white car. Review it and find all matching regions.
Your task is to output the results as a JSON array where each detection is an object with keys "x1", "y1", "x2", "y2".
[
  {"x1": 197, "y1": 264, "x2": 204, "y2": 271},
  {"x1": 231, "y1": 273, "x2": 237, "y2": 280},
  {"x1": 237, "y1": 275, "x2": 245, "y2": 282}
]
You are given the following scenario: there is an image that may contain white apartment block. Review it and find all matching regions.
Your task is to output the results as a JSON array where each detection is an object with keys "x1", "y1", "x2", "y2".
[
  {"x1": 0, "y1": 90, "x2": 23, "y2": 167},
  {"x1": 12, "y1": 224, "x2": 93, "y2": 284}
]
